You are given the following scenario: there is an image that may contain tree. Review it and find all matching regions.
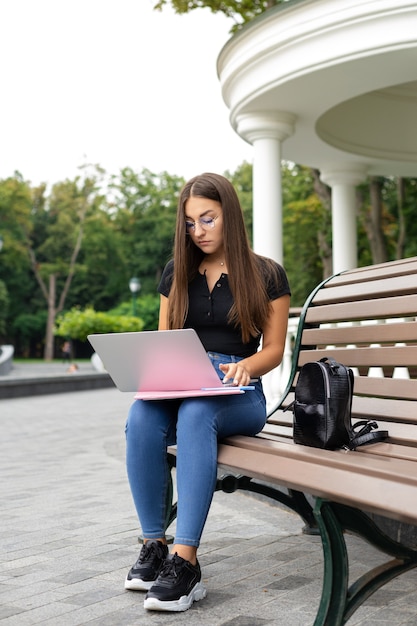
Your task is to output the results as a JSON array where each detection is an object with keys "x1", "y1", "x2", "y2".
[
  {"x1": 363, "y1": 177, "x2": 390, "y2": 264},
  {"x1": 356, "y1": 176, "x2": 417, "y2": 266},
  {"x1": 69, "y1": 207, "x2": 128, "y2": 312},
  {"x1": 11, "y1": 311, "x2": 47, "y2": 357},
  {"x1": 230, "y1": 161, "x2": 329, "y2": 306},
  {"x1": 282, "y1": 163, "x2": 328, "y2": 304},
  {"x1": 2, "y1": 164, "x2": 416, "y2": 357},
  {"x1": 0, "y1": 174, "x2": 37, "y2": 337},
  {"x1": 400, "y1": 178, "x2": 417, "y2": 257},
  {"x1": 153, "y1": 0, "x2": 286, "y2": 32},
  {"x1": 309, "y1": 169, "x2": 332, "y2": 278},
  {"x1": 27, "y1": 168, "x2": 106, "y2": 360},
  {"x1": 111, "y1": 168, "x2": 185, "y2": 293},
  {"x1": 0, "y1": 280, "x2": 8, "y2": 338},
  {"x1": 226, "y1": 161, "x2": 254, "y2": 239}
]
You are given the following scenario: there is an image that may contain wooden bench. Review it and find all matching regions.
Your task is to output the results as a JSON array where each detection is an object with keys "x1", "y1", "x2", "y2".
[{"x1": 167, "y1": 255, "x2": 417, "y2": 625}]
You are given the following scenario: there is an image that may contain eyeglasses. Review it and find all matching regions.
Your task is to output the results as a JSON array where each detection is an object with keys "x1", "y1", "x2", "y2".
[{"x1": 185, "y1": 215, "x2": 219, "y2": 234}]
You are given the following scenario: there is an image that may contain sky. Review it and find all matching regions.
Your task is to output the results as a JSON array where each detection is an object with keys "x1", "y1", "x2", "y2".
[{"x1": 0, "y1": 0, "x2": 254, "y2": 187}]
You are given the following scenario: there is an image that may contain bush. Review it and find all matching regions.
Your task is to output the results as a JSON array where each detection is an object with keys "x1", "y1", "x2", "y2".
[
  {"x1": 109, "y1": 294, "x2": 159, "y2": 330},
  {"x1": 11, "y1": 310, "x2": 47, "y2": 357},
  {"x1": 55, "y1": 307, "x2": 144, "y2": 341}
]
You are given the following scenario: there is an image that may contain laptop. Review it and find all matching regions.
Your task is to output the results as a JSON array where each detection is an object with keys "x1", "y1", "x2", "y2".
[{"x1": 87, "y1": 329, "x2": 250, "y2": 400}]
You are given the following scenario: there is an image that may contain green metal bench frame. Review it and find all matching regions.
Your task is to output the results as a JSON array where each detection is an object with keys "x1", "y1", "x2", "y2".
[{"x1": 165, "y1": 257, "x2": 417, "y2": 625}]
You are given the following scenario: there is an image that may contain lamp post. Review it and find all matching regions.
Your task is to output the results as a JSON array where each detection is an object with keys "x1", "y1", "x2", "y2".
[{"x1": 129, "y1": 277, "x2": 141, "y2": 316}]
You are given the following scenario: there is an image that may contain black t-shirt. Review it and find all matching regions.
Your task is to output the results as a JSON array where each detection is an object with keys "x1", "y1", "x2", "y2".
[{"x1": 158, "y1": 258, "x2": 291, "y2": 358}]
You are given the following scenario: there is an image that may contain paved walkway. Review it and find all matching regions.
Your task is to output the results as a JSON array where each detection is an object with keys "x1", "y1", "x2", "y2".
[
  {"x1": 2, "y1": 360, "x2": 98, "y2": 379},
  {"x1": 1, "y1": 381, "x2": 417, "y2": 625}
]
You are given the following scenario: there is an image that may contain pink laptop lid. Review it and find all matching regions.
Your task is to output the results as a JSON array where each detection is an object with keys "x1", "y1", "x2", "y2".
[{"x1": 88, "y1": 329, "x2": 243, "y2": 399}]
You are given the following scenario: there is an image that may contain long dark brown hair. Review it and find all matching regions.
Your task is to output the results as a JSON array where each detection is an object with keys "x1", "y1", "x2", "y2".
[{"x1": 168, "y1": 173, "x2": 279, "y2": 343}]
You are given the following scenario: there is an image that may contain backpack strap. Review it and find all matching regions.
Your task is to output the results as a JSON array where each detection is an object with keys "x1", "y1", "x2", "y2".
[
  {"x1": 346, "y1": 420, "x2": 389, "y2": 451},
  {"x1": 319, "y1": 356, "x2": 341, "y2": 374}
]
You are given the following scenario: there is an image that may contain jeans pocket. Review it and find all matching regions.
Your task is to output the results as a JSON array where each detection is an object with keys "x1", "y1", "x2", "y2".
[{"x1": 207, "y1": 351, "x2": 243, "y2": 381}]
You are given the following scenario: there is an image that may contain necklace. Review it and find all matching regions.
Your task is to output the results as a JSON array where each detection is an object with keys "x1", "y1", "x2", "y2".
[{"x1": 200, "y1": 257, "x2": 225, "y2": 273}]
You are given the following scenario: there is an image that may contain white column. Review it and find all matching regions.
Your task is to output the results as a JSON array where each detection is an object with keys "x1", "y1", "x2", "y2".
[
  {"x1": 320, "y1": 166, "x2": 368, "y2": 274},
  {"x1": 236, "y1": 112, "x2": 296, "y2": 264}
]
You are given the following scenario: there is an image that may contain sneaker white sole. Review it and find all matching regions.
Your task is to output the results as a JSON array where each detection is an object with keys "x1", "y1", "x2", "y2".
[
  {"x1": 143, "y1": 581, "x2": 207, "y2": 612},
  {"x1": 124, "y1": 576, "x2": 154, "y2": 591}
]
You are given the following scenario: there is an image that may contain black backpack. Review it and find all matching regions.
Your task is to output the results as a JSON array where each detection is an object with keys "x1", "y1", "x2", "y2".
[{"x1": 289, "y1": 357, "x2": 388, "y2": 450}]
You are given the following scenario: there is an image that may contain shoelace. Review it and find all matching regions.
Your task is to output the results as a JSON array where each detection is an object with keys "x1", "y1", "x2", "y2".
[
  {"x1": 158, "y1": 554, "x2": 182, "y2": 581},
  {"x1": 136, "y1": 542, "x2": 166, "y2": 566}
]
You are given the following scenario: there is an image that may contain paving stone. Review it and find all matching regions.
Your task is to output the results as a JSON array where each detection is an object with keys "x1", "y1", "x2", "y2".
[{"x1": 1, "y1": 380, "x2": 417, "y2": 625}]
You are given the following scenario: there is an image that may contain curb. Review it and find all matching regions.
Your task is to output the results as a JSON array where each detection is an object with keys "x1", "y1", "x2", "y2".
[{"x1": 0, "y1": 372, "x2": 115, "y2": 399}]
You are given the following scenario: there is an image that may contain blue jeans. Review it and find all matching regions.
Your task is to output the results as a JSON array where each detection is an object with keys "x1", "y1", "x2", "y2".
[{"x1": 125, "y1": 351, "x2": 266, "y2": 547}]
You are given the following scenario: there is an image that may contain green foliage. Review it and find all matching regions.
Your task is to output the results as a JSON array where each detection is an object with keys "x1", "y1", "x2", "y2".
[
  {"x1": 110, "y1": 168, "x2": 185, "y2": 293},
  {"x1": 153, "y1": 0, "x2": 287, "y2": 32},
  {"x1": 109, "y1": 294, "x2": 160, "y2": 330},
  {"x1": 55, "y1": 307, "x2": 144, "y2": 342},
  {"x1": 0, "y1": 174, "x2": 33, "y2": 271},
  {"x1": 0, "y1": 280, "x2": 9, "y2": 336},
  {"x1": 282, "y1": 164, "x2": 327, "y2": 305},
  {"x1": 283, "y1": 195, "x2": 325, "y2": 305},
  {"x1": 11, "y1": 311, "x2": 48, "y2": 354},
  {"x1": 2, "y1": 163, "x2": 417, "y2": 356},
  {"x1": 12, "y1": 311, "x2": 47, "y2": 340},
  {"x1": 69, "y1": 209, "x2": 128, "y2": 311},
  {"x1": 356, "y1": 176, "x2": 417, "y2": 265},
  {"x1": 226, "y1": 161, "x2": 254, "y2": 240},
  {"x1": 31, "y1": 172, "x2": 105, "y2": 278},
  {"x1": 0, "y1": 175, "x2": 39, "y2": 337}
]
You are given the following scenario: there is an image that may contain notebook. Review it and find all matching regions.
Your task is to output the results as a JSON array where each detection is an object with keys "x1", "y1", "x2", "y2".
[{"x1": 87, "y1": 328, "x2": 249, "y2": 400}]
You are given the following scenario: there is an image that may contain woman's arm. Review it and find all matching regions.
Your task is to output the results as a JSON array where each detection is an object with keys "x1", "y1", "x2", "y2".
[
  {"x1": 158, "y1": 294, "x2": 169, "y2": 330},
  {"x1": 220, "y1": 294, "x2": 290, "y2": 386}
]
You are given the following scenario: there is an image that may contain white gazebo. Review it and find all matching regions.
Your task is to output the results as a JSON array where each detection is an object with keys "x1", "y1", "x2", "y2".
[{"x1": 217, "y1": 0, "x2": 417, "y2": 272}]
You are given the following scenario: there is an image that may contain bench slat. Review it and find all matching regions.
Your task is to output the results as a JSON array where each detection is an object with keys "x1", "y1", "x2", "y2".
[
  {"x1": 298, "y1": 345, "x2": 417, "y2": 368},
  {"x1": 256, "y1": 428, "x2": 417, "y2": 461},
  {"x1": 266, "y1": 410, "x2": 417, "y2": 446},
  {"x1": 302, "y1": 321, "x2": 417, "y2": 345},
  {"x1": 353, "y1": 376, "x2": 417, "y2": 400},
  {"x1": 314, "y1": 273, "x2": 417, "y2": 304},
  {"x1": 257, "y1": 425, "x2": 292, "y2": 440},
  {"x1": 305, "y1": 293, "x2": 417, "y2": 323},
  {"x1": 217, "y1": 439, "x2": 417, "y2": 524},
  {"x1": 220, "y1": 436, "x2": 417, "y2": 482},
  {"x1": 352, "y1": 395, "x2": 417, "y2": 423},
  {"x1": 356, "y1": 442, "x2": 417, "y2": 462},
  {"x1": 204, "y1": 257, "x2": 417, "y2": 625},
  {"x1": 322, "y1": 257, "x2": 417, "y2": 286}
]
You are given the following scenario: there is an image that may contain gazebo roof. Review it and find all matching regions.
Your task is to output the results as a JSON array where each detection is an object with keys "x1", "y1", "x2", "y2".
[{"x1": 217, "y1": 0, "x2": 417, "y2": 177}]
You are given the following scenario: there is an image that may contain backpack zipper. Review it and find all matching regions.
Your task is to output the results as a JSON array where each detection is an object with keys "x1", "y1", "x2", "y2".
[{"x1": 318, "y1": 360, "x2": 331, "y2": 398}]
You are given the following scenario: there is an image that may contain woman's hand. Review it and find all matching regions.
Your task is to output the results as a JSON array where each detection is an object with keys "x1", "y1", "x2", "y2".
[
  {"x1": 219, "y1": 362, "x2": 251, "y2": 386},
  {"x1": 220, "y1": 294, "x2": 291, "y2": 385}
]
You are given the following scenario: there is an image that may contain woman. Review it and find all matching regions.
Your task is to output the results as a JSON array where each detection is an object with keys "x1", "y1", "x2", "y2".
[{"x1": 125, "y1": 173, "x2": 290, "y2": 612}]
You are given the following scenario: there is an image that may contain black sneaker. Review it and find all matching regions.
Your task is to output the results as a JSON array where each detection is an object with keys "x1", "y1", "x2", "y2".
[
  {"x1": 125, "y1": 540, "x2": 168, "y2": 591},
  {"x1": 144, "y1": 553, "x2": 207, "y2": 612}
]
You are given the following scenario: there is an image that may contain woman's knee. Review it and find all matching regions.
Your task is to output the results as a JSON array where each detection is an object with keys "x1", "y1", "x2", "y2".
[
  {"x1": 177, "y1": 400, "x2": 218, "y2": 441},
  {"x1": 126, "y1": 400, "x2": 177, "y2": 447},
  {"x1": 126, "y1": 401, "x2": 159, "y2": 437},
  {"x1": 126, "y1": 400, "x2": 146, "y2": 430}
]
